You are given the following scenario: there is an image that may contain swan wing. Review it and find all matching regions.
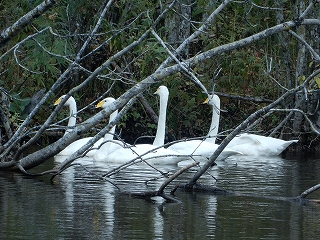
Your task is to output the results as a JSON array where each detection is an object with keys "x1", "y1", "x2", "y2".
[{"x1": 99, "y1": 144, "x2": 186, "y2": 165}]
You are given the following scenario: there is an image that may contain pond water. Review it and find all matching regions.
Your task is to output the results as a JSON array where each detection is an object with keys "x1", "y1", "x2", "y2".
[{"x1": 1, "y1": 152, "x2": 320, "y2": 239}]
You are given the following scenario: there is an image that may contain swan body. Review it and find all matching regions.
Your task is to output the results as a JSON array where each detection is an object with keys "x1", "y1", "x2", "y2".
[
  {"x1": 104, "y1": 144, "x2": 185, "y2": 164},
  {"x1": 54, "y1": 95, "x2": 101, "y2": 157},
  {"x1": 168, "y1": 140, "x2": 242, "y2": 161},
  {"x1": 101, "y1": 86, "x2": 186, "y2": 165},
  {"x1": 227, "y1": 133, "x2": 298, "y2": 156},
  {"x1": 204, "y1": 94, "x2": 298, "y2": 156},
  {"x1": 57, "y1": 137, "x2": 103, "y2": 157}
]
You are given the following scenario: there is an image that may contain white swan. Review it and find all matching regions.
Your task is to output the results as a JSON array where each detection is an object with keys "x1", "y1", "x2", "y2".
[
  {"x1": 54, "y1": 95, "x2": 103, "y2": 157},
  {"x1": 101, "y1": 86, "x2": 187, "y2": 165},
  {"x1": 204, "y1": 94, "x2": 298, "y2": 156},
  {"x1": 93, "y1": 97, "x2": 126, "y2": 161},
  {"x1": 226, "y1": 133, "x2": 298, "y2": 156},
  {"x1": 168, "y1": 93, "x2": 241, "y2": 161}
]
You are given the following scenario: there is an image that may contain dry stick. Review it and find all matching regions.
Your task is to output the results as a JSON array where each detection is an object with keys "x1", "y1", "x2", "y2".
[
  {"x1": 156, "y1": 0, "x2": 232, "y2": 71},
  {"x1": 175, "y1": 182, "x2": 317, "y2": 205},
  {"x1": 0, "y1": 0, "x2": 57, "y2": 45},
  {"x1": 75, "y1": 0, "x2": 115, "y2": 61},
  {"x1": 151, "y1": 29, "x2": 208, "y2": 94},
  {"x1": 215, "y1": 91, "x2": 273, "y2": 103},
  {"x1": 271, "y1": 108, "x2": 320, "y2": 135},
  {"x1": 249, "y1": 95, "x2": 303, "y2": 136},
  {"x1": 269, "y1": 111, "x2": 294, "y2": 137},
  {"x1": 157, "y1": 162, "x2": 198, "y2": 194},
  {"x1": 269, "y1": 97, "x2": 305, "y2": 137},
  {"x1": 68, "y1": 163, "x2": 120, "y2": 191},
  {"x1": 15, "y1": 153, "x2": 121, "y2": 186},
  {"x1": 299, "y1": 183, "x2": 320, "y2": 198},
  {"x1": 110, "y1": 61, "x2": 159, "y2": 124},
  {"x1": 0, "y1": 27, "x2": 50, "y2": 62},
  {"x1": 289, "y1": 29, "x2": 320, "y2": 62}
]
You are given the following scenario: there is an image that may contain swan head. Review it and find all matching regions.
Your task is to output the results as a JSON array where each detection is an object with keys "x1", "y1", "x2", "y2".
[
  {"x1": 154, "y1": 85, "x2": 169, "y2": 98},
  {"x1": 203, "y1": 94, "x2": 220, "y2": 106},
  {"x1": 96, "y1": 97, "x2": 116, "y2": 109},
  {"x1": 54, "y1": 95, "x2": 75, "y2": 107}
]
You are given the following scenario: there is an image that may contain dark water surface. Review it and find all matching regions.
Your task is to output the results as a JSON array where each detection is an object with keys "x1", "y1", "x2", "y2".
[{"x1": 1, "y1": 153, "x2": 320, "y2": 239}]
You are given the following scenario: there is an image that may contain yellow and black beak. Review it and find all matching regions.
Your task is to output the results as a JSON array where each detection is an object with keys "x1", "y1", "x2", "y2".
[
  {"x1": 54, "y1": 97, "x2": 62, "y2": 106},
  {"x1": 203, "y1": 98, "x2": 209, "y2": 104},
  {"x1": 154, "y1": 87, "x2": 160, "y2": 95},
  {"x1": 96, "y1": 100, "x2": 105, "y2": 108}
]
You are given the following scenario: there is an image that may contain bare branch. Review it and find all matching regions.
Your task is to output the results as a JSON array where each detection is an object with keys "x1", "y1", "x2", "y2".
[
  {"x1": 157, "y1": 0, "x2": 232, "y2": 70},
  {"x1": 299, "y1": 183, "x2": 320, "y2": 198},
  {"x1": 270, "y1": 108, "x2": 320, "y2": 135},
  {"x1": 157, "y1": 162, "x2": 198, "y2": 194},
  {"x1": 151, "y1": 29, "x2": 208, "y2": 94},
  {"x1": 288, "y1": 29, "x2": 320, "y2": 63},
  {"x1": 0, "y1": 0, "x2": 58, "y2": 45}
]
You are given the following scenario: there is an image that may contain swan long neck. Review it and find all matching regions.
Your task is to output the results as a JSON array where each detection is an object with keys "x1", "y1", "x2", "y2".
[
  {"x1": 153, "y1": 91, "x2": 168, "y2": 146},
  {"x1": 103, "y1": 109, "x2": 118, "y2": 141},
  {"x1": 65, "y1": 97, "x2": 77, "y2": 136},
  {"x1": 206, "y1": 95, "x2": 220, "y2": 143}
]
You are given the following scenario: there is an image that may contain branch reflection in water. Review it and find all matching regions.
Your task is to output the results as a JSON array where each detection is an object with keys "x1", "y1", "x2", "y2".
[{"x1": 1, "y1": 154, "x2": 320, "y2": 239}]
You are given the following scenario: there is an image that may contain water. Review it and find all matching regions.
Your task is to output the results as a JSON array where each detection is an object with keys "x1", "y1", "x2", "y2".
[{"x1": 1, "y1": 153, "x2": 320, "y2": 239}]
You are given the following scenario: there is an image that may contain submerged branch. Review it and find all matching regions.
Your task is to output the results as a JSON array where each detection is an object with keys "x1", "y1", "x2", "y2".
[
  {"x1": 299, "y1": 183, "x2": 320, "y2": 198},
  {"x1": 157, "y1": 162, "x2": 198, "y2": 194},
  {"x1": 120, "y1": 162, "x2": 197, "y2": 203},
  {"x1": 178, "y1": 182, "x2": 320, "y2": 205}
]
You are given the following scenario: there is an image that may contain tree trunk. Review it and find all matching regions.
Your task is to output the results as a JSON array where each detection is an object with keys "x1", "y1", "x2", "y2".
[{"x1": 165, "y1": 0, "x2": 191, "y2": 58}]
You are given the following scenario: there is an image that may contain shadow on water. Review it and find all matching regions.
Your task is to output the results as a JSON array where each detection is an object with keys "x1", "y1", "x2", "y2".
[{"x1": 1, "y1": 152, "x2": 320, "y2": 239}]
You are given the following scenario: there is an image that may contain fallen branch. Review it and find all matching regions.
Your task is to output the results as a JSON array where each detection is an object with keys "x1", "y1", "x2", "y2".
[
  {"x1": 299, "y1": 183, "x2": 320, "y2": 198},
  {"x1": 120, "y1": 162, "x2": 198, "y2": 203},
  {"x1": 215, "y1": 91, "x2": 273, "y2": 103},
  {"x1": 177, "y1": 182, "x2": 320, "y2": 205}
]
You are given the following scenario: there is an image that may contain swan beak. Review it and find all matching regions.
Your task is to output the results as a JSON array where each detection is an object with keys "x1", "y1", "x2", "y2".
[
  {"x1": 54, "y1": 97, "x2": 62, "y2": 106},
  {"x1": 203, "y1": 98, "x2": 209, "y2": 104},
  {"x1": 96, "y1": 100, "x2": 104, "y2": 108},
  {"x1": 154, "y1": 88, "x2": 159, "y2": 95}
]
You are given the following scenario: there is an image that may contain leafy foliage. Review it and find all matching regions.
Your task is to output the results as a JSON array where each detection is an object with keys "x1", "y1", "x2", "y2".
[{"x1": 0, "y1": 0, "x2": 318, "y2": 146}]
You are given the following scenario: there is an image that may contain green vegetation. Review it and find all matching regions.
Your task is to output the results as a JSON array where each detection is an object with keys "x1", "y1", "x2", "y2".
[{"x1": 0, "y1": 0, "x2": 318, "y2": 147}]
